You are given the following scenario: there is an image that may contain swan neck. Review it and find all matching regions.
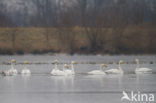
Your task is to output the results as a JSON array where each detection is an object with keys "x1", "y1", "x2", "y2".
[
  {"x1": 71, "y1": 64, "x2": 74, "y2": 73},
  {"x1": 11, "y1": 63, "x2": 14, "y2": 70},
  {"x1": 118, "y1": 62, "x2": 123, "y2": 71},
  {"x1": 24, "y1": 64, "x2": 27, "y2": 70},
  {"x1": 136, "y1": 61, "x2": 140, "y2": 69},
  {"x1": 100, "y1": 65, "x2": 103, "y2": 71},
  {"x1": 63, "y1": 65, "x2": 65, "y2": 71},
  {"x1": 55, "y1": 63, "x2": 58, "y2": 70}
]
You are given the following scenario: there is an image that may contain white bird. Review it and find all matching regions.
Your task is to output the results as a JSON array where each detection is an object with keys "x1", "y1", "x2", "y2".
[
  {"x1": 63, "y1": 61, "x2": 77, "y2": 75},
  {"x1": 21, "y1": 61, "x2": 31, "y2": 74},
  {"x1": 88, "y1": 64, "x2": 107, "y2": 75},
  {"x1": 121, "y1": 91, "x2": 131, "y2": 101},
  {"x1": 8, "y1": 59, "x2": 18, "y2": 75},
  {"x1": 1, "y1": 70, "x2": 13, "y2": 76},
  {"x1": 135, "y1": 59, "x2": 152, "y2": 74},
  {"x1": 51, "y1": 60, "x2": 65, "y2": 76},
  {"x1": 62, "y1": 64, "x2": 70, "y2": 75},
  {"x1": 105, "y1": 60, "x2": 124, "y2": 74}
]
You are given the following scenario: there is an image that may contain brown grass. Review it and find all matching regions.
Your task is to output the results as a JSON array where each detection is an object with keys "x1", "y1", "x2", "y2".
[{"x1": 0, "y1": 26, "x2": 155, "y2": 54}]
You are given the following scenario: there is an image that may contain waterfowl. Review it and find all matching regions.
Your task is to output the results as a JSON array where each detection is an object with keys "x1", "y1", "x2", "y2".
[
  {"x1": 68, "y1": 61, "x2": 77, "y2": 75},
  {"x1": 62, "y1": 61, "x2": 77, "y2": 75},
  {"x1": 62, "y1": 64, "x2": 70, "y2": 75},
  {"x1": 8, "y1": 59, "x2": 17, "y2": 75},
  {"x1": 88, "y1": 64, "x2": 107, "y2": 75},
  {"x1": 135, "y1": 59, "x2": 152, "y2": 73},
  {"x1": 71, "y1": 61, "x2": 77, "y2": 75},
  {"x1": 105, "y1": 60, "x2": 124, "y2": 74},
  {"x1": 63, "y1": 64, "x2": 72, "y2": 75},
  {"x1": 21, "y1": 61, "x2": 31, "y2": 74},
  {"x1": 1, "y1": 70, "x2": 13, "y2": 76},
  {"x1": 51, "y1": 60, "x2": 65, "y2": 76}
]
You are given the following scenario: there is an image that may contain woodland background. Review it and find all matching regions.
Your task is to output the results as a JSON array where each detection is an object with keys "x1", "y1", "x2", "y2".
[{"x1": 0, "y1": 0, "x2": 156, "y2": 55}]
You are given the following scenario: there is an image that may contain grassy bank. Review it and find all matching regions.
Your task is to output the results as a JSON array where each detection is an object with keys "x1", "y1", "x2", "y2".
[{"x1": 0, "y1": 26, "x2": 156, "y2": 55}]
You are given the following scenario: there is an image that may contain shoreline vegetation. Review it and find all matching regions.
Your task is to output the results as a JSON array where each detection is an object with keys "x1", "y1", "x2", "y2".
[
  {"x1": 0, "y1": 25, "x2": 156, "y2": 55},
  {"x1": 0, "y1": 0, "x2": 156, "y2": 55}
]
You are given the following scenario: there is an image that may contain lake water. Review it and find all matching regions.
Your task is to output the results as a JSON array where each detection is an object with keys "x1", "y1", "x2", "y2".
[{"x1": 0, "y1": 54, "x2": 156, "y2": 103}]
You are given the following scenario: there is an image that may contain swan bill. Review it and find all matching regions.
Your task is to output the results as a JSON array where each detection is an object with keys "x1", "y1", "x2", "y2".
[
  {"x1": 25, "y1": 61, "x2": 29, "y2": 64},
  {"x1": 11, "y1": 59, "x2": 16, "y2": 63},
  {"x1": 72, "y1": 61, "x2": 77, "y2": 64}
]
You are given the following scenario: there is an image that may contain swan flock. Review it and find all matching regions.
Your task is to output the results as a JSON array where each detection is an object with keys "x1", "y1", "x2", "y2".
[{"x1": 0, "y1": 59, "x2": 152, "y2": 76}]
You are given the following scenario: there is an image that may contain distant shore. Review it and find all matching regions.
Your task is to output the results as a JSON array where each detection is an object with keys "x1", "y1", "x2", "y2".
[{"x1": 0, "y1": 26, "x2": 156, "y2": 55}]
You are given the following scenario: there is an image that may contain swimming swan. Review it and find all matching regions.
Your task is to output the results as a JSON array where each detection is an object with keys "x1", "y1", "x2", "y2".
[
  {"x1": 51, "y1": 60, "x2": 65, "y2": 76},
  {"x1": 8, "y1": 59, "x2": 18, "y2": 75},
  {"x1": 71, "y1": 61, "x2": 77, "y2": 75},
  {"x1": 105, "y1": 60, "x2": 124, "y2": 74},
  {"x1": 62, "y1": 64, "x2": 71, "y2": 75},
  {"x1": 63, "y1": 61, "x2": 77, "y2": 75},
  {"x1": 2, "y1": 70, "x2": 13, "y2": 76},
  {"x1": 88, "y1": 64, "x2": 107, "y2": 75},
  {"x1": 21, "y1": 61, "x2": 31, "y2": 74},
  {"x1": 135, "y1": 59, "x2": 152, "y2": 73}
]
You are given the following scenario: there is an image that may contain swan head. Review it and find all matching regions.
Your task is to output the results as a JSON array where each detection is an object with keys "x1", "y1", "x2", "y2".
[
  {"x1": 101, "y1": 64, "x2": 107, "y2": 67},
  {"x1": 64, "y1": 64, "x2": 69, "y2": 68},
  {"x1": 119, "y1": 60, "x2": 124, "y2": 64},
  {"x1": 11, "y1": 59, "x2": 16, "y2": 63},
  {"x1": 24, "y1": 61, "x2": 29, "y2": 64},
  {"x1": 72, "y1": 61, "x2": 77, "y2": 64},
  {"x1": 54, "y1": 60, "x2": 59, "y2": 64},
  {"x1": 135, "y1": 59, "x2": 139, "y2": 62}
]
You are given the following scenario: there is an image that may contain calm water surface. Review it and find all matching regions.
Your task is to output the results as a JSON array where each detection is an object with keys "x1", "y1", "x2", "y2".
[{"x1": 0, "y1": 55, "x2": 156, "y2": 103}]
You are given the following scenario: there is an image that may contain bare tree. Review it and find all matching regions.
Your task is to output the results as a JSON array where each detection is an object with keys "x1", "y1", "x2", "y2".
[
  {"x1": 57, "y1": 1, "x2": 77, "y2": 54},
  {"x1": 78, "y1": 0, "x2": 107, "y2": 53},
  {"x1": 32, "y1": 0, "x2": 58, "y2": 50}
]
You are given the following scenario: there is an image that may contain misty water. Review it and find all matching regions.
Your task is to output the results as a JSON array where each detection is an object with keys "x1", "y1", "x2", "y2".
[{"x1": 0, "y1": 54, "x2": 156, "y2": 103}]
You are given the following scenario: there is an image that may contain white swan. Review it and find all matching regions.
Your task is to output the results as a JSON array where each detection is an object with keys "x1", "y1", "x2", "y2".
[
  {"x1": 135, "y1": 59, "x2": 152, "y2": 73},
  {"x1": 8, "y1": 59, "x2": 18, "y2": 75},
  {"x1": 88, "y1": 64, "x2": 107, "y2": 75},
  {"x1": 21, "y1": 61, "x2": 31, "y2": 74},
  {"x1": 62, "y1": 64, "x2": 71, "y2": 75},
  {"x1": 63, "y1": 61, "x2": 77, "y2": 75},
  {"x1": 51, "y1": 60, "x2": 65, "y2": 76},
  {"x1": 71, "y1": 61, "x2": 77, "y2": 75},
  {"x1": 2, "y1": 70, "x2": 13, "y2": 76},
  {"x1": 105, "y1": 60, "x2": 124, "y2": 74}
]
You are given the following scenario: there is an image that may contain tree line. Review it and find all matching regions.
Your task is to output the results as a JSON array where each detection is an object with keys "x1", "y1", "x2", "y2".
[{"x1": 0, "y1": 0, "x2": 156, "y2": 54}]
